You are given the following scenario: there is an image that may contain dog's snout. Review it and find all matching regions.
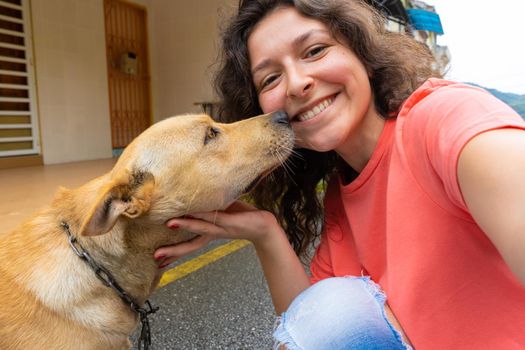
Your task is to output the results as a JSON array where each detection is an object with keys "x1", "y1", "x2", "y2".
[{"x1": 271, "y1": 110, "x2": 289, "y2": 125}]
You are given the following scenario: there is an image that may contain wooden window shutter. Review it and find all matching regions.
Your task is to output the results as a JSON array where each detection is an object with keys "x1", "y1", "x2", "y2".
[{"x1": 0, "y1": 0, "x2": 40, "y2": 157}]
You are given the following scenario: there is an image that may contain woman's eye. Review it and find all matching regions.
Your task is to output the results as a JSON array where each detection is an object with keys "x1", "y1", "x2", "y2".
[
  {"x1": 305, "y1": 45, "x2": 327, "y2": 58},
  {"x1": 260, "y1": 74, "x2": 279, "y2": 90},
  {"x1": 204, "y1": 127, "x2": 219, "y2": 144}
]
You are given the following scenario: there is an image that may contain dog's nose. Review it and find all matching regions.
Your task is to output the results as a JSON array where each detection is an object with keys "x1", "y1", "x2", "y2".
[{"x1": 271, "y1": 110, "x2": 289, "y2": 125}]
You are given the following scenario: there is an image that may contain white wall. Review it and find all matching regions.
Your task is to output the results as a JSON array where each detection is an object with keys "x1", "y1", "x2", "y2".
[
  {"x1": 148, "y1": 0, "x2": 236, "y2": 121},
  {"x1": 31, "y1": 0, "x2": 113, "y2": 164},
  {"x1": 29, "y1": 0, "x2": 235, "y2": 164}
]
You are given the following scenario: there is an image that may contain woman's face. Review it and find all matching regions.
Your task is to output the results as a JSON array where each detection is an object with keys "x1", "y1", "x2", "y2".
[{"x1": 248, "y1": 6, "x2": 380, "y2": 155}]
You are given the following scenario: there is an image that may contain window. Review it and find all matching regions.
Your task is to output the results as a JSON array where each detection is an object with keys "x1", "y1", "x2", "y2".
[{"x1": 0, "y1": 0, "x2": 40, "y2": 157}]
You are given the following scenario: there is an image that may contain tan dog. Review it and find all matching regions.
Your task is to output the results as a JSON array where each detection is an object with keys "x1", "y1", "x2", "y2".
[{"x1": 0, "y1": 111, "x2": 293, "y2": 350}]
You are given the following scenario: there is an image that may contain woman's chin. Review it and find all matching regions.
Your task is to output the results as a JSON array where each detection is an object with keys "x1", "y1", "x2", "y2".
[{"x1": 295, "y1": 139, "x2": 337, "y2": 153}]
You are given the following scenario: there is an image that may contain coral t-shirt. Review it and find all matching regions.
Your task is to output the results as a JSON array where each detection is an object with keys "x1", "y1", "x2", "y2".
[{"x1": 310, "y1": 79, "x2": 525, "y2": 349}]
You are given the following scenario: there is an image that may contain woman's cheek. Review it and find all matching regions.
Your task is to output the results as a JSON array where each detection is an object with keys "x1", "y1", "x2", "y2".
[{"x1": 258, "y1": 88, "x2": 285, "y2": 114}]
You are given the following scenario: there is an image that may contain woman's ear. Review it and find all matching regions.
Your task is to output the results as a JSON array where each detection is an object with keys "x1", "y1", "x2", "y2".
[{"x1": 79, "y1": 169, "x2": 155, "y2": 236}]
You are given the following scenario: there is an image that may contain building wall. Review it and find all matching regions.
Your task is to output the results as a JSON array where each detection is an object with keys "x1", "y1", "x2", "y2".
[
  {"x1": 31, "y1": 0, "x2": 113, "y2": 164},
  {"x1": 29, "y1": 0, "x2": 233, "y2": 164},
  {"x1": 148, "y1": 0, "x2": 236, "y2": 121}
]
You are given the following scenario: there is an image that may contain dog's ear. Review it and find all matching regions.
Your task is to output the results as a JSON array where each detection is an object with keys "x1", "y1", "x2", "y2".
[{"x1": 80, "y1": 169, "x2": 155, "y2": 236}]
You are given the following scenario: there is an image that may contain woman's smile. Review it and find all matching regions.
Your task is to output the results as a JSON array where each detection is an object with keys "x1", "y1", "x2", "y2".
[{"x1": 293, "y1": 94, "x2": 336, "y2": 122}]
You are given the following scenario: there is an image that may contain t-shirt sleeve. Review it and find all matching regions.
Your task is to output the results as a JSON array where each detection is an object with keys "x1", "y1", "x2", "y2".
[{"x1": 404, "y1": 83, "x2": 525, "y2": 211}]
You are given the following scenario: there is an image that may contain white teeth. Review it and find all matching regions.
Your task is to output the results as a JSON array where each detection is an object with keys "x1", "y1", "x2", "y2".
[{"x1": 297, "y1": 97, "x2": 334, "y2": 122}]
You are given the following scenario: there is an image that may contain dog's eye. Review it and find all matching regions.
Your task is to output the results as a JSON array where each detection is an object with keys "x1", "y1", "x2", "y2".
[{"x1": 204, "y1": 127, "x2": 219, "y2": 145}]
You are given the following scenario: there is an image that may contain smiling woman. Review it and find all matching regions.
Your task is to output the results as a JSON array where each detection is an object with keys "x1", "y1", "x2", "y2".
[
  {"x1": 216, "y1": 0, "x2": 439, "y2": 256},
  {"x1": 154, "y1": 0, "x2": 525, "y2": 349}
]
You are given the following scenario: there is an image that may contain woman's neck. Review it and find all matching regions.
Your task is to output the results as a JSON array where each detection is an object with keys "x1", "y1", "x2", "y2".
[{"x1": 336, "y1": 106, "x2": 386, "y2": 173}]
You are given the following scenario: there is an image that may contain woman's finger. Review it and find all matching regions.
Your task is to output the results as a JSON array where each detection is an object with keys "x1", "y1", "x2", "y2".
[
  {"x1": 167, "y1": 216, "x2": 227, "y2": 237},
  {"x1": 155, "y1": 235, "x2": 213, "y2": 260},
  {"x1": 180, "y1": 211, "x2": 230, "y2": 227},
  {"x1": 226, "y1": 200, "x2": 257, "y2": 212},
  {"x1": 186, "y1": 200, "x2": 256, "y2": 225},
  {"x1": 158, "y1": 256, "x2": 178, "y2": 269}
]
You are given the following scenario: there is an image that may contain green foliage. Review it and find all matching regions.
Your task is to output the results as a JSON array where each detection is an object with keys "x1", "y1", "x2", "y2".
[{"x1": 510, "y1": 103, "x2": 525, "y2": 118}]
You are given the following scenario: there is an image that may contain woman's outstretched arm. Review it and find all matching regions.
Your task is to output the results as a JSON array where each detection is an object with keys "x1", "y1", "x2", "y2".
[{"x1": 458, "y1": 128, "x2": 525, "y2": 285}]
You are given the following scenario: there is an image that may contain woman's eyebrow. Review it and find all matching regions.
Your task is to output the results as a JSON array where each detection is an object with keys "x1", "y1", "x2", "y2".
[
  {"x1": 252, "y1": 59, "x2": 272, "y2": 76},
  {"x1": 291, "y1": 29, "x2": 329, "y2": 50},
  {"x1": 251, "y1": 29, "x2": 330, "y2": 76}
]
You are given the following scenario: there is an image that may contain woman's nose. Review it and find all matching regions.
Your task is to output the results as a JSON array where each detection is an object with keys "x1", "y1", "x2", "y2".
[{"x1": 286, "y1": 66, "x2": 314, "y2": 98}]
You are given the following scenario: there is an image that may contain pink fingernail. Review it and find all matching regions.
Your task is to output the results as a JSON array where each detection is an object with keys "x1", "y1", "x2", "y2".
[
  {"x1": 154, "y1": 255, "x2": 166, "y2": 261},
  {"x1": 168, "y1": 223, "x2": 179, "y2": 229}
]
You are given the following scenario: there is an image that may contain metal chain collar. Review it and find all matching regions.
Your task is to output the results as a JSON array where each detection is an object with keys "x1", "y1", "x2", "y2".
[{"x1": 61, "y1": 222, "x2": 159, "y2": 350}]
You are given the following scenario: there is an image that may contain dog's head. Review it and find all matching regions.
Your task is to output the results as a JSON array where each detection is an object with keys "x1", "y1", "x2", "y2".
[{"x1": 79, "y1": 112, "x2": 293, "y2": 236}]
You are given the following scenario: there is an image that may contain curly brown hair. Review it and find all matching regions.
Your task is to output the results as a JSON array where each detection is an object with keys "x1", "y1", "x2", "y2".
[{"x1": 214, "y1": 0, "x2": 441, "y2": 258}]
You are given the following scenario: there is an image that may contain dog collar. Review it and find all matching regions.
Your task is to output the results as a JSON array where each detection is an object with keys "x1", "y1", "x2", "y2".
[{"x1": 61, "y1": 221, "x2": 159, "y2": 350}]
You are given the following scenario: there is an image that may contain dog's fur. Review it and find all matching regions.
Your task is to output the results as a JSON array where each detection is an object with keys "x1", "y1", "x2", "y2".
[{"x1": 0, "y1": 112, "x2": 293, "y2": 350}]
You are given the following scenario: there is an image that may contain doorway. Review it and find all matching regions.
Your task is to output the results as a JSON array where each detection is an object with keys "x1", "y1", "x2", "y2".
[{"x1": 104, "y1": 0, "x2": 151, "y2": 149}]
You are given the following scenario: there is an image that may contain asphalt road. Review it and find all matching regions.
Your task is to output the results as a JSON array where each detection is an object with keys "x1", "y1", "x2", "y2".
[{"x1": 131, "y1": 242, "x2": 276, "y2": 350}]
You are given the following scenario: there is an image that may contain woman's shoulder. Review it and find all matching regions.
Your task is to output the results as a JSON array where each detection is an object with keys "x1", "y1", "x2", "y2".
[
  {"x1": 398, "y1": 78, "x2": 522, "y2": 133},
  {"x1": 399, "y1": 78, "x2": 499, "y2": 116},
  {"x1": 394, "y1": 78, "x2": 524, "y2": 213}
]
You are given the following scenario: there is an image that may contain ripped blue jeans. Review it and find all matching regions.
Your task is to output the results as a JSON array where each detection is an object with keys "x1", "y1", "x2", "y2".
[{"x1": 273, "y1": 277, "x2": 412, "y2": 350}]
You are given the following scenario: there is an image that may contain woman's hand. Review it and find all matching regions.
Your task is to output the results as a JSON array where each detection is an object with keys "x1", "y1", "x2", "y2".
[
  {"x1": 154, "y1": 200, "x2": 281, "y2": 267},
  {"x1": 155, "y1": 199, "x2": 311, "y2": 314}
]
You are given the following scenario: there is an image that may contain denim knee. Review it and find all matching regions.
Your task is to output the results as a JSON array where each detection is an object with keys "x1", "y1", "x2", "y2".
[{"x1": 273, "y1": 276, "x2": 411, "y2": 350}]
